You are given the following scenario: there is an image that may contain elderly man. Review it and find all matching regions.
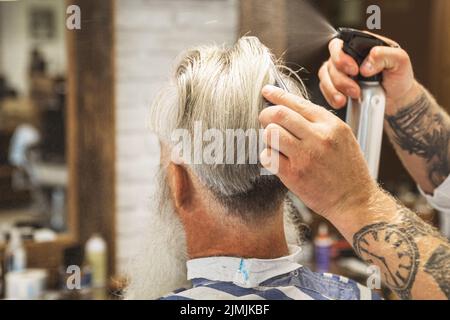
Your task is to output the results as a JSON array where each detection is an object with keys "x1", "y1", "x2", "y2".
[{"x1": 125, "y1": 37, "x2": 378, "y2": 300}]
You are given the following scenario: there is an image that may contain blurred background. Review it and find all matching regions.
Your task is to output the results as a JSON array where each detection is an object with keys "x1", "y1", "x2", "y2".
[{"x1": 0, "y1": 0, "x2": 449, "y2": 299}]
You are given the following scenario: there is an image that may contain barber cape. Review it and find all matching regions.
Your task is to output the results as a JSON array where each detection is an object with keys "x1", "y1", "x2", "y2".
[{"x1": 160, "y1": 245, "x2": 380, "y2": 300}]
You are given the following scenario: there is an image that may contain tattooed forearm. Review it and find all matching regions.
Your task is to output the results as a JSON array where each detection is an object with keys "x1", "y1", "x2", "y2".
[
  {"x1": 353, "y1": 222, "x2": 419, "y2": 299},
  {"x1": 386, "y1": 91, "x2": 450, "y2": 188},
  {"x1": 353, "y1": 200, "x2": 450, "y2": 300},
  {"x1": 424, "y1": 245, "x2": 450, "y2": 299},
  {"x1": 397, "y1": 204, "x2": 444, "y2": 240}
]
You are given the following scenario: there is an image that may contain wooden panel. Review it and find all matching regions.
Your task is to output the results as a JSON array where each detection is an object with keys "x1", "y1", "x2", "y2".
[
  {"x1": 66, "y1": 0, "x2": 116, "y2": 276},
  {"x1": 429, "y1": 0, "x2": 450, "y2": 112}
]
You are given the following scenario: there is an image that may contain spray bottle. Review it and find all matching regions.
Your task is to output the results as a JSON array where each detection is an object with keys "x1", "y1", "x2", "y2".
[{"x1": 336, "y1": 28, "x2": 390, "y2": 179}]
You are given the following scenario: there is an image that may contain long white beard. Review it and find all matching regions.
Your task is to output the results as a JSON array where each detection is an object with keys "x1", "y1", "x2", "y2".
[{"x1": 124, "y1": 169, "x2": 190, "y2": 299}]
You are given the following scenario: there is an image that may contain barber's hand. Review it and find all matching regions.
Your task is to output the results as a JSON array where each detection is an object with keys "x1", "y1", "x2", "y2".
[
  {"x1": 319, "y1": 34, "x2": 422, "y2": 114},
  {"x1": 259, "y1": 85, "x2": 379, "y2": 220}
]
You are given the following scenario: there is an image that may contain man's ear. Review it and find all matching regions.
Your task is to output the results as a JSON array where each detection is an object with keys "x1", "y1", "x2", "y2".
[{"x1": 167, "y1": 163, "x2": 192, "y2": 211}]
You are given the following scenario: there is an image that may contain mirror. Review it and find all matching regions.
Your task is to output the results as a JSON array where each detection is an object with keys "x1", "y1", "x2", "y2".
[{"x1": 0, "y1": 0, "x2": 68, "y2": 239}]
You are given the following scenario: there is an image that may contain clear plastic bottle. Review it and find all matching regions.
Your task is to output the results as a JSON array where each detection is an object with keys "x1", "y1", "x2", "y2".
[
  {"x1": 5, "y1": 229, "x2": 27, "y2": 273},
  {"x1": 346, "y1": 81, "x2": 386, "y2": 179},
  {"x1": 85, "y1": 234, "x2": 107, "y2": 288}
]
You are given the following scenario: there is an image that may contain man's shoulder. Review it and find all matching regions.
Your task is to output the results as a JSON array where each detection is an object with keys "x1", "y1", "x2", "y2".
[
  {"x1": 159, "y1": 270, "x2": 381, "y2": 300},
  {"x1": 160, "y1": 280, "x2": 285, "y2": 300},
  {"x1": 260, "y1": 266, "x2": 380, "y2": 300},
  {"x1": 159, "y1": 282, "x2": 246, "y2": 300}
]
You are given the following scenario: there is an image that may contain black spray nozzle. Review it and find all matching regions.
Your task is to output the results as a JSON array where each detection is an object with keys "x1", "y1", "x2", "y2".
[{"x1": 336, "y1": 27, "x2": 389, "y2": 82}]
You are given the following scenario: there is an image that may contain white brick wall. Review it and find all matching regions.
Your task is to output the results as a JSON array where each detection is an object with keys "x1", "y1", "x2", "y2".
[{"x1": 115, "y1": 0, "x2": 238, "y2": 274}]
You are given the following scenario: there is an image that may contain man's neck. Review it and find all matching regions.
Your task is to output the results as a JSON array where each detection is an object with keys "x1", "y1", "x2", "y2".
[{"x1": 183, "y1": 210, "x2": 289, "y2": 260}]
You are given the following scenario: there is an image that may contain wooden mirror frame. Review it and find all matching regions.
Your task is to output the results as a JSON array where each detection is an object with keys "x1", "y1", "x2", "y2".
[
  {"x1": 66, "y1": 0, "x2": 116, "y2": 277},
  {"x1": 0, "y1": 0, "x2": 116, "y2": 287}
]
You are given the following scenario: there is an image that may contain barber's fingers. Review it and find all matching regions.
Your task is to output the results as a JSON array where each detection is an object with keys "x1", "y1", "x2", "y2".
[
  {"x1": 318, "y1": 62, "x2": 358, "y2": 109},
  {"x1": 262, "y1": 123, "x2": 299, "y2": 158},
  {"x1": 260, "y1": 145, "x2": 310, "y2": 186},
  {"x1": 319, "y1": 62, "x2": 346, "y2": 108},
  {"x1": 259, "y1": 105, "x2": 312, "y2": 139},
  {"x1": 327, "y1": 61, "x2": 361, "y2": 100},
  {"x1": 259, "y1": 148, "x2": 290, "y2": 176},
  {"x1": 328, "y1": 38, "x2": 359, "y2": 76},
  {"x1": 261, "y1": 85, "x2": 329, "y2": 122},
  {"x1": 360, "y1": 46, "x2": 410, "y2": 77}
]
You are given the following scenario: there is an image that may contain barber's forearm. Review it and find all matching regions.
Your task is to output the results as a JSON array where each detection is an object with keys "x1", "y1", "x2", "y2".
[
  {"x1": 260, "y1": 84, "x2": 450, "y2": 299},
  {"x1": 329, "y1": 189, "x2": 450, "y2": 300},
  {"x1": 384, "y1": 83, "x2": 450, "y2": 194}
]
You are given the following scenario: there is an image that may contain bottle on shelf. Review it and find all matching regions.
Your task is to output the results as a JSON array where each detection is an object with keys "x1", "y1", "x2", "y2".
[
  {"x1": 85, "y1": 234, "x2": 107, "y2": 288},
  {"x1": 314, "y1": 223, "x2": 333, "y2": 273},
  {"x1": 5, "y1": 228, "x2": 27, "y2": 273}
]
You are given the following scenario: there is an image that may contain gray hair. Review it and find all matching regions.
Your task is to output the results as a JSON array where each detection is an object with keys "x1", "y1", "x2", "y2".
[
  {"x1": 150, "y1": 36, "x2": 306, "y2": 221},
  {"x1": 125, "y1": 37, "x2": 309, "y2": 299}
]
